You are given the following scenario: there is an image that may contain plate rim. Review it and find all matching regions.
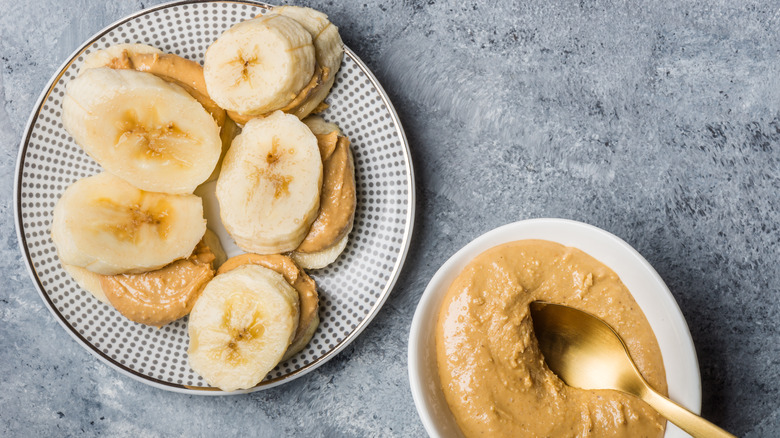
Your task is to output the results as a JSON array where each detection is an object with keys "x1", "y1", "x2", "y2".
[
  {"x1": 13, "y1": 0, "x2": 416, "y2": 395},
  {"x1": 407, "y1": 218, "x2": 701, "y2": 437}
]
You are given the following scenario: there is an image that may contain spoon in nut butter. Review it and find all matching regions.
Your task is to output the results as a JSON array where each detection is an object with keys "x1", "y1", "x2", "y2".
[{"x1": 530, "y1": 301, "x2": 737, "y2": 438}]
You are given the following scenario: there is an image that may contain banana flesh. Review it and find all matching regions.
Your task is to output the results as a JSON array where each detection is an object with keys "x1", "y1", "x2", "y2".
[
  {"x1": 274, "y1": 6, "x2": 344, "y2": 119},
  {"x1": 283, "y1": 312, "x2": 320, "y2": 361},
  {"x1": 206, "y1": 6, "x2": 343, "y2": 124},
  {"x1": 295, "y1": 130, "x2": 355, "y2": 253},
  {"x1": 99, "y1": 240, "x2": 215, "y2": 327},
  {"x1": 51, "y1": 172, "x2": 206, "y2": 275},
  {"x1": 82, "y1": 44, "x2": 227, "y2": 128},
  {"x1": 204, "y1": 14, "x2": 316, "y2": 116},
  {"x1": 62, "y1": 68, "x2": 222, "y2": 194},
  {"x1": 274, "y1": 6, "x2": 343, "y2": 84},
  {"x1": 61, "y1": 232, "x2": 224, "y2": 329},
  {"x1": 81, "y1": 43, "x2": 238, "y2": 183},
  {"x1": 290, "y1": 225, "x2": 352, "y2": 270},
  {"x1": 188, "y1": 264, "x2": 299, "y2": 391},
  {"x1": 217, "y1": 254, "x2": 319, "y2": 358},
  {"x1": 80, "y1": 43, "x2": 161, "y2": 73},
  {"x1": 216, "y1": 111, "x2": 322, "y2": 254}
]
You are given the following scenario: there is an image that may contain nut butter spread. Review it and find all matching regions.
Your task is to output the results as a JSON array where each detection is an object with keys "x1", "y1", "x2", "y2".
[
  {"x1": 101, "y1": 240, "x2": 216, "y2": 327},
  {"x1": 296, "y1": 131, "x2": 356, "y2": 253},
  {"x1": 217, "y1": 253, "x2": 318, "y2": 349},
  {"x1": 436, "y1": 240, "x2": 667, "y2": 438}
]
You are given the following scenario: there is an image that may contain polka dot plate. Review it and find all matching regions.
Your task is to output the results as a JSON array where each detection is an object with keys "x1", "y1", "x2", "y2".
[{"x1": 13, "y1": 0, "x2": 415, "y2": 394}]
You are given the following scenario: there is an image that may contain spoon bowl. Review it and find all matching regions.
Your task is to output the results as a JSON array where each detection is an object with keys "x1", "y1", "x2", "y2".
[{"x1": 530, "y1": 301, "x2": 736, "y2": 438}]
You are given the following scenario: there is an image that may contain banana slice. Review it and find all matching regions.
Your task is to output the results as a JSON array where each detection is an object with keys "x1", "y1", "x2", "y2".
[
  {"x1": 290, "y1": 224, "x2": 352, "y2": 270},
  {"x1": 224, "y1": 7, "x2": 344, "y2": 125},
  {"x1": 80, "y1": 43, "x2": 162, "y2": 73},
  {"x1": 188, "y1": 264, "x2": 299, "y2": 392},
  {"x1": 295, "y1": 125, "x2": 355, "y2": 253},
  {"x1": 62, "y1": 263, "x2": 110, "y2": 304},
  {"x1": 80, "y1": 43, "x2": 227, "y2": 129},
  {"x1": 202, "y1": 229, "x2": 227, "y2": 269},
  {"x1": 275, "y1": 6, "x2": 343, "y2": 85},
  {"x1": 62, "y1": 67, "x2": 222, "y2": 194},
  {"x1": 217, "y1": 254, "x2": 319, "y2": 359},
  {"x1": 216, "y1": 111, "x2": 322, "y2": 254},
  {"x1": 274, "y1": 6, "x2": 344, "y2": 119},
  {"x1": 51, "y1": 172, "x2": 206, "y2": 275},
  {"x1": 81, "y1": 43, "x2": 236, "y2": 182},
  {"x1": 283, "y1": 313, "x2": 320, "y2": 361},
  {"x1": 203, "y1": 14, "x2": 315, "y2": 116}
]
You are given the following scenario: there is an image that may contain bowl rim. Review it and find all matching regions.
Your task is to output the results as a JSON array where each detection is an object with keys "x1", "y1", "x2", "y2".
[{"x1": 408, "y1": 218, "x2": 701, "y2": 437}]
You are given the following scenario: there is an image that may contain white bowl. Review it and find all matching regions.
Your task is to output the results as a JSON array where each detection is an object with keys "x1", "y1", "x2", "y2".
[{"x1": 408, "y1": 218, "x2": 701, "y2": 437}]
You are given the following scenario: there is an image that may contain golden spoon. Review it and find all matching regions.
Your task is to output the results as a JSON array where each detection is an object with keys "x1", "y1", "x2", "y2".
[{"x1": 529, "y1": 301, "x2": 736, "y2": 438}]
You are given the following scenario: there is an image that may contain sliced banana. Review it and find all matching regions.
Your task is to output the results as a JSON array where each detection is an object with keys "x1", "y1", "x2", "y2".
[
  {"x1": 51, "y1": 172, "x2": 206, "y2": 275},
  {"x1": 204, "y1": 14, "x2": 315, "y2": 116},
  {"x1": 295, "y1": 131, "x2": 354, "y2": 253},
  {"x1": 188, "y1": 264, "x2": 299, "y2": 392},
  {"x1": 274, "y1": 6, "x2": 344, "y2": 119},
  {"x1": 81, "y1": 43, "x2": 235, "y2": 182},
  {"x1": 62, "y1": 263, "x2": 110, "y2": 304},
  {"x1": 283, "y1": 312, "x2": 320, "y2": 361},
  {"x1": 61, "y1": 233, "x2": 221, "y2": 327},
  {"x1": 64, "y1": 235, "x2": 223, "y2": 305},
  {"x1": 275, "y1": 6, "x2": 343, "y2": 84},
  {"x1": 62, "y1": 67, "x2": 222, "y2": 194},
  {"x1": 290, "y1": 224, "x2": 352, "y2": 270},
  {"x1": 202, "y1": 229, "x2": 227, "y2": 269},
  {"x1": 80, "y1": 43, "x2": 227, "y2": 129},
  {"x1": 222, "y1": 7, "x2": 344, "y2": 125},
  {"x1": 80, "y1": 43, "x2": 162, "y2": 73},
  {"x1": 217, "y1": 254, "x2": 319, "y2": 358},
  {"x1": 216, "y1": 111, "x2": 322, "y2": 254}
]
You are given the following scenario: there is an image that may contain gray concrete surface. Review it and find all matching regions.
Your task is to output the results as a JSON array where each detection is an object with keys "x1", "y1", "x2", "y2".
[{"x1": 2, "y1": 0, "x2": 779, "y2": 436}]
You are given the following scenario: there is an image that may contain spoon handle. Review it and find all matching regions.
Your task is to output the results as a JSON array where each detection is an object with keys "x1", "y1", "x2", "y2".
[{"x1": 641, "y1": 387, "x2": 737, "y2": 438}]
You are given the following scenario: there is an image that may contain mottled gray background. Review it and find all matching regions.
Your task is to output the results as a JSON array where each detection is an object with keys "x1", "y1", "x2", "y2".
[{"x1": 2, "y1": 0, "x2": 779, "y2": 436}]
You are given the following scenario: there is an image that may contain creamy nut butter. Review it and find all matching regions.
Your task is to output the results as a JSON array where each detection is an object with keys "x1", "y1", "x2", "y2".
[
  {"x1": 296, "y1": 131, "x2": 355, "y2": 253},
  {"x1": 436, "y1": 240, "x2": 667, "y2": 438}
]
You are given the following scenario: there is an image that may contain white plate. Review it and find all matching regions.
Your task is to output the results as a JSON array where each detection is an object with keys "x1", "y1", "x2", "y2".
[
  {"x1": 408, "y1": 218, "x2": 700, "y2": 437},
  {"x1": 14, "y1": 0, "x2": 415, "y2": 394}
]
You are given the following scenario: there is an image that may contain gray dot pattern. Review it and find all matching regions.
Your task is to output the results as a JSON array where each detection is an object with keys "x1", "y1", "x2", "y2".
[{"x1": 16, "y1": 1, "x2": 413, "y2": 392}]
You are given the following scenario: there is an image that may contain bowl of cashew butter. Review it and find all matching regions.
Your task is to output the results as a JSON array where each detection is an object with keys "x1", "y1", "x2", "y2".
[{"x1": 408, "y1": 218, "x2": 700, "y2": 438}]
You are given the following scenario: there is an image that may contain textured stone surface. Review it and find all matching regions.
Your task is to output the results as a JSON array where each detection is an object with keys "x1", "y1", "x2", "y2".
[{"x1": 2, "y1": 0, "x2": 779, "y2": 436}]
